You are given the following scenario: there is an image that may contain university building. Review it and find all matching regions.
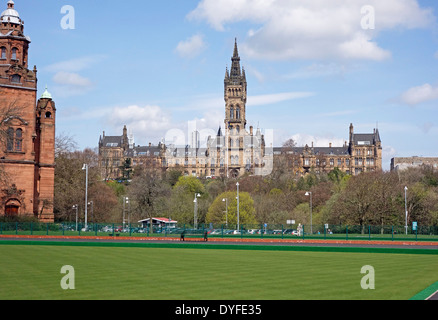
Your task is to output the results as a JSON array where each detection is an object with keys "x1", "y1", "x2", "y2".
[
  {"x1": 273, "y1": 123, "x2": 382, "y2": 176},
  {"x1": 98, "y1": 40, "x2": 382, "y2": 179},
  {"x1": 0, "y1": 1, "x2": 55, "y2": 221}
]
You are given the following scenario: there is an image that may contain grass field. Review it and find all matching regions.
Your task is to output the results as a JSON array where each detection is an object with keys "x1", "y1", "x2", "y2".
[{"x1": 0, "y1": 241, "x2": 437, "y2": 300}]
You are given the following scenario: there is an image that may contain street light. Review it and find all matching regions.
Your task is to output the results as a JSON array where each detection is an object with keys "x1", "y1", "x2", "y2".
[
  {"x1": 222, "y1": 198, "x2": 228, "y2": 226},
  {"x1": 305, "y1": 191, "x2": 313, "y2": 234},
  {"x1": 194, "y1": 193, "x2": 201, "y2": 229},
  {"x1": 123, "y1": 196, "x2": 129, "y2": 229},
  {"x1": 72, "y1": 204, "x2": 78, "y2": 231},
  {"x1": 82, "y1": 164, "x2": 88, "y2": 230},
  {"x1": 404, "y1": 186, "x2": 408, "y2": 235},
  {"x1": 88, "y1": 201, "x2": 93, "y2": 225},
  {"x1": 236, "y1": 182, "x2": 240, "y2": 231}
]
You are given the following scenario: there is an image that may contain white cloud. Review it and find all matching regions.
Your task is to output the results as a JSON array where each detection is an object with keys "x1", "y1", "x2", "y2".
[
  {"x1": 248, "y1": 92, "x2": 315, "y2": 107},
  {"x1": 44, "y1": 55, "x2": 105, "y2": 98},
  {"x1": 400, "y1": 83, "x2": 438, "y2": 105},
  {"x1": 53, "y1": 72, "x2": 92, "y2": 87},
  {"x1": 175, "y1": 34, "x2": 206, "y2": 58},
  {"x1": 106, "y1": 105, "x2": 172, "y2": 144},
  {"x1": 44, "y1": 55, "x2": 105, "y2": 73},
  {"x1": 188, "y1": 0, "x2": 434, "y2": 61},
  {"x1": 291, "y1": 133, "x2": 346, "y2": 148},
  {"x1": 286, "y1": 63, "x2": 350, "y2": 79}
]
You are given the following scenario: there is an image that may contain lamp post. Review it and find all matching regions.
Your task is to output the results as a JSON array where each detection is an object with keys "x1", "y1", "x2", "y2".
[
  {"x1": 82, "y1": 164, "x2": 88, "y2": 230},
  {"x1": 404, "y1": 186, "x2": 408, "y2": 235},
  {"x1": 222, "y1": 198, "x2": 228, "y2": 226},
  {"x1": 72, "y1": 204, "x2": 78, "y2": 231},
  {"x1": 236, "y1": 182, "x2": 240, "y2": 231},
  {"x1": 126, "y1": 197, "x2": 130, "y2": 227},
  {"x1": 88, "y1": 201, "x2": 93, "y2": 225},
  {"x1": 123, "y1": 196, "x2": 129, "y2": 230},
  {"x1": 305, "y1": 191, "x2": 312, "y2": 234},
  {"x1": 194, "y1": 193, "x2": 200, "y2": 229}
]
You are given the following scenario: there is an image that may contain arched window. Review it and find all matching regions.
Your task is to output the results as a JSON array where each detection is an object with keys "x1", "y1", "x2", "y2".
[
  {"x1": 236, "y1": 106, "x2": 240, "y2": 119},
  {"x1": 230, "y1": 106, "x2": 234, "y2": 119},
  {"x1": 11, "y1": 48, "x2": 18, "y2": 60},
  {"x1": 6, "y1": 128, "x2": 14, "y2": 151},
  {"x1": 6, "y1": 128, "x2": 23, "y2": 152},
  {"x1": 0, "y1": 47, "x2": 6, "y2": 60},
  {"x1": 15, "y1": 129, "x2": 22, "y2": 152}
]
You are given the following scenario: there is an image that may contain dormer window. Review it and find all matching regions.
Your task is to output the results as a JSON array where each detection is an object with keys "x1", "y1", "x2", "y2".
[{"x1": 11, "y1": 74, "x2": 21, "y2": 83}]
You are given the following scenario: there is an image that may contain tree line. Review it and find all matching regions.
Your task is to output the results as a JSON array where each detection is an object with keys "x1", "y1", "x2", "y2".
[{"x1": 53, "y1": 135, "x2": 438, "y2": 228}]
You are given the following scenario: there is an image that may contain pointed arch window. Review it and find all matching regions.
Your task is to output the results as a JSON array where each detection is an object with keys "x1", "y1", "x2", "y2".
[
  {"x1": 230, "y1": 106, "x2": 234, "y2": 119},
  {"x1": 236, "y1": 106, "x2": 240, "y2": 119}
]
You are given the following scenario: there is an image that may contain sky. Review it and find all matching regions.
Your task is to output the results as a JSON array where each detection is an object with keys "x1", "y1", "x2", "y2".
[{"x1": 8, "y1": 0, "x2": 438, "y2": 170}]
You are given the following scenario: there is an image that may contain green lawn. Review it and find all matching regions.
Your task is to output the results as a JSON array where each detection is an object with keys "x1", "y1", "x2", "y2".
[{"x1": 0, "y1": 242, "x2": 436, "y2": 300}]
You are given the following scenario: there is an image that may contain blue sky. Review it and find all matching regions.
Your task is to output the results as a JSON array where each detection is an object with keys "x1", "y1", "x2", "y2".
[{"x1": 10, "y1": 0, "x2": 438, "y2": 170}]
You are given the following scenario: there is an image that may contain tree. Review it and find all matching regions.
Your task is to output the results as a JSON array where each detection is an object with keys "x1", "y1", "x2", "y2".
[
  {"x1": 127, "y1": 168, "x2": 171, "y2": 225},
  {"x1": 174, "y1": 175, "x2": 205, "y2": 195},
  {"x1": 206, "y1": 191, "x2": 257, "y2": 227},
  {"x1": 54, "y1": 146, "x2": 120, "y2": 223}
]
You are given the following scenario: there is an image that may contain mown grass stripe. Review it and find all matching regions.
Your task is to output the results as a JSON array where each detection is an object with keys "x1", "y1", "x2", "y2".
[{"x1": 0, "y1": 239, "x2": 437, "y2": 255}]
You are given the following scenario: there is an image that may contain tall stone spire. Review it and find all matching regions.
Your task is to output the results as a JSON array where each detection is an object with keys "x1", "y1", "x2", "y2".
[{"x1": 230, "y1": 38, "x2": 242, "y2": 80}]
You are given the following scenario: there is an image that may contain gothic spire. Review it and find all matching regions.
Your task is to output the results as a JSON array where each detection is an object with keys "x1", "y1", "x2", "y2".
[
  {"x1": 230, "y1": 38, "x2": 242, "y2": 80},
  {"x1": 233, "y1": 38, "x2": 239, "y2": 58}
]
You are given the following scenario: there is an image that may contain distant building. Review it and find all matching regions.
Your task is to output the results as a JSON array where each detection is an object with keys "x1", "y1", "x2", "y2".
[
  {"x1": 274, "y1": 123, "x2": 382, "y2": 176},
  {"x1": 391, "y1": 157, "x2": 438, "y2": 171},
  {"x1": 98, "y1": 40, "x2": 382, "y2": 179},
  {"x1": 98, "y1": 125, "x2": 165, "y2": 180}
]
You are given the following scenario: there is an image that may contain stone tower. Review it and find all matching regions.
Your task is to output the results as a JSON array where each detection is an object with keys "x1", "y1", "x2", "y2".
[
  {"x1": 224, "y1": 39, "x2": 247, "y2": 133},
  {"x1": 0, "y1": 1, "x2": 55, "y2": 221}
]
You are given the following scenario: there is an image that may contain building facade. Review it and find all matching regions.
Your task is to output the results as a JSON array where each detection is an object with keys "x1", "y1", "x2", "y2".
[
  {"x1": 391, "y1": 157, "x2": 438, "y2": 171},
  {"x1": 0, "y1": 1, "x2": 56, "y2": 221},
  {"x1": 274, "y1": 123, "x2": 382, "y2": 176},
  {"x1": 98, "y1": 125, "x2": 165, "y2": 180},
  {"x1": 98, "y1": 40, "x2": 382, "y2": 180}
]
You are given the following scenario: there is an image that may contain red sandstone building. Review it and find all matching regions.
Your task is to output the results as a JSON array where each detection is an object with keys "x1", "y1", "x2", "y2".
[{"x1": 0, "y1": 1, "x2": 55, "y2": 222}]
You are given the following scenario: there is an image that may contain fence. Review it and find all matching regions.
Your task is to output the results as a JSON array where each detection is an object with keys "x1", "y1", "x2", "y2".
[{"x1": 0, "y1": 221, "x2": 437, "y2": 242}]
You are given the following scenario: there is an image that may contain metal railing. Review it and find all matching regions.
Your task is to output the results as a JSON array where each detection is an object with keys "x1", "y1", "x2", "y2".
[{"x1": 0, "y1": 222, "x2": 437, "y2": 242}]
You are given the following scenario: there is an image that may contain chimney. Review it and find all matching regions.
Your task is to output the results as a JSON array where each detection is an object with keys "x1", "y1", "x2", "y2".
[
  {"x1": 250, "y1": 126, "x2": 253, "y2": 135},
  {"x1": 329, "y1": 143, "x2": 332, "y2": 148},
  {"x1": 149, "y1": 142, "x2": 152, "y2": 147}
]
